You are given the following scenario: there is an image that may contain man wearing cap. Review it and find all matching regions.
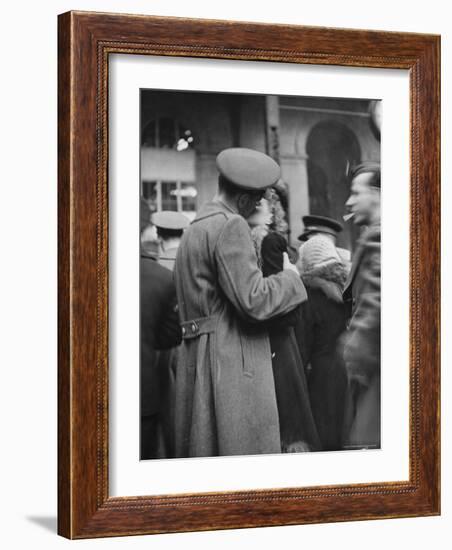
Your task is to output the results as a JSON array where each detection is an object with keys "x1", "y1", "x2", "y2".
[
  {"x1": 152, "y1": 210, "x2": 190, "y2": 271},
  {"x1": 143, "y1": 210, "x2": 189, "y2": 456},
  {"x1": 342, "y1": 161, "x2": 381, "y2": 450},
  {"x1": 140, "y1": 201, "x2": 182, "y2": 458},
  {"x1": 173, "y1": 147, "x2": 306, "y2": 458},
  {"x1": 298, "y1": 214, "x2": 351, "y2": 265},
  {"x1": 298, "y1": 214, "x2": 343, "y2": 243}
]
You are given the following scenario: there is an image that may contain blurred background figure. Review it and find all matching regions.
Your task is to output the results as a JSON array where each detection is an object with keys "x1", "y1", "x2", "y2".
[
  {"x1": 152, "y1": 210, "x2": 190, "y2": 271},
  {"x1": 148, "y1": 211, "x2": 189, "y2": 457},
  {"x1": 140, "y1": 198, "x2": 159, "y2": 260},
  {"x1": 296, "y1": 234, "x2": 349, "y2": 451},
  {"x1": 249, "y1": 190, "x2": 321, "y2": 453},
  {"x1": 140, "y1": 201, "x2": 182, "y2": 459},
  {"x1": 342, "y1": 162, "x2": 381, "y2": 450}
]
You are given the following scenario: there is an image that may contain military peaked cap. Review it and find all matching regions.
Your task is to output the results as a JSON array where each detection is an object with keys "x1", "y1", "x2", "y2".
[
  {"x1": 298, "y1": 215, "x2": 343, "y2": 241},
  {"x1": 216, "y1": 147, "x2": 281, "y2": 191},
  {"x1": 152, "y1": 210, "x2": 190, "y2": 231}
]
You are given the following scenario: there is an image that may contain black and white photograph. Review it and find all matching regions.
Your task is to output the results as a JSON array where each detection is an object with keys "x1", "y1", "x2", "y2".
[
  {"x1": 0, "y1": 0, "x2": 445, "y2": 544},
  {"x1": 139, "y1": 90, "x2": 382, "y2": 460}
]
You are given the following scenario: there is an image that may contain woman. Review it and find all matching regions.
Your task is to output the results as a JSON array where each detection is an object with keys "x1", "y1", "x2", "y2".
[
  {"x1": 248, "y1": 191, "x2": 320, "y2": 453},
  {"x1": 296, "y1": 235, "x2": 349, "y2": 451}
]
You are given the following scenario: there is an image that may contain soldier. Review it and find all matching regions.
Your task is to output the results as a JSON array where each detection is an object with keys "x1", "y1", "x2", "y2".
[
  {"x1": 152, "y1": 210, "x2": 190, "y2": 271},
  {"x1": 140, "y1": 202, "x2": 182, "y2": 459},
  {"x1": 147, "y1": 210, "x2": 189, "y2": 457},
  {"x1": 173, "y1": 147, "x2": 306, "y2": 458},
  {"x1": 342, "y1": 161, "x2": 381, "y2": 450}
]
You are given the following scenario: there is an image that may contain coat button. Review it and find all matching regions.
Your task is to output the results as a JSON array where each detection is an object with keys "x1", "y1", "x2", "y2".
[
  {"x1": 182, "y1": 327, "x2": 186, "y2": 336},
  {"x1": 191, "y1": 322, "x2": 198, "y2": 333}
]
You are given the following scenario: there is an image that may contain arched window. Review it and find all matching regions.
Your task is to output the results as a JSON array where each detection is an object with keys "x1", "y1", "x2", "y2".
[{"x1": 306, "y1": 120, "x2": 361, "y2": 250}]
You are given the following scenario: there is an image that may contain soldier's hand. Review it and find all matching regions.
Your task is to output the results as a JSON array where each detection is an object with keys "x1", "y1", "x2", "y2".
[{"x1": 283, "y1": 252, "x2": 299, "y2": 275}]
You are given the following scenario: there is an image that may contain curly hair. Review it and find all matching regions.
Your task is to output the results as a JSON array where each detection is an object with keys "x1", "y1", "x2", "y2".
[
  {"x1": 268, "y1": 188, "x2": 289, "y2": 235},
  {"x1": 250, "y1": 187, "x2": 289, "y2": 265}
]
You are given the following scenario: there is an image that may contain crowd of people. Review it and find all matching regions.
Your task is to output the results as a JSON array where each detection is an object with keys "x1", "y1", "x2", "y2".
[{"x1": 140, "y1": 147, "x2": 381, "y2": 460}]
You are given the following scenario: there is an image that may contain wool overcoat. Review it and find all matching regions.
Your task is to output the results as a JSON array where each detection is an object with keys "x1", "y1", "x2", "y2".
[
  {"x1": 342, "y1": 222, "x2": 381, "y2": 449},
  {"x1": 174, "y1": 200, "x2": 306, "y2": 458},
  {"x1": 140, "y1": 253, "x2": 181, "y2": 417},
  {"x1": 140, "y1": 253, "x2": 181, "y2": 459}
]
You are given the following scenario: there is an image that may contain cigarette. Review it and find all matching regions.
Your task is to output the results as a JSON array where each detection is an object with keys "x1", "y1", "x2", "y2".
[{"x1": 343, "y1": 213, "x2": 355, "y2": 222}]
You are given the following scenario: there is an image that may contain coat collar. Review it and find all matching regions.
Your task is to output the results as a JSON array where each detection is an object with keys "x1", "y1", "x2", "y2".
[
  {"x1": 343, "y1": 222, "x2": 380, "y2": 295},
  {"x1": 192, "y1": 199, "x2": 238, "y2": 223},
  {"x1": 140, "y1": 245, "x2": 158, "y2": 261},
  {"x1": 159, "y1": 246, "x2": 179, "y2": 260}
]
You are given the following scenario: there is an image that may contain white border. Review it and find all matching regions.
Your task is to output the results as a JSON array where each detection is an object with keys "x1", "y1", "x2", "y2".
[{"x1": 109, "y1": 54, "x2": 410, "y2": 497}]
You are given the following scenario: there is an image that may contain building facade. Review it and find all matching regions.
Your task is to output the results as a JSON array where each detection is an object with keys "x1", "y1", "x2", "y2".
[{"x1": 141, "y1": 90, "x2": 380, "y2": 251}]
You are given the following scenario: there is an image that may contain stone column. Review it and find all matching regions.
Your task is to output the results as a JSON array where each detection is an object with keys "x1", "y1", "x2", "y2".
[{"x1": 265, "y1": 95, "x2": 280, "y2": 163}]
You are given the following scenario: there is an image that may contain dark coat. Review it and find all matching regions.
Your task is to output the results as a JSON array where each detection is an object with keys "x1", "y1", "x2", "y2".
[
  {"x1": 295, "y1": 262, "x2": 349, "y2": 451},
  {"x1": 140, "y1": 253, "x2": 181, "y2": 418},
  {"x1": 261, "y1": 232, "x2": 321, "y2": 452},
  {"x1": 342, "y1": 222, "x2": 381, "y2": 449},
  {"x1": 173, "y1": 200, "x2": 306, "y2": 458}
]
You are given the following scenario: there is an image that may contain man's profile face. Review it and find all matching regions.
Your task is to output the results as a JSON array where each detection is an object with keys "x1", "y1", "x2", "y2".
[{"x1": 345, "y1": 172, "x2": 380, "y2": 226}]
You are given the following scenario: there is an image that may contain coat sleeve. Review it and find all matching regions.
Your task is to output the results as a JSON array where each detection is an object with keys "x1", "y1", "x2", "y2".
[
  {"x1": 261, "y1": 231, "x2": 286, "y2": 276},
  {"x1": 215, "y1": 215, "x2": 306, "y2": 322},
  {"x1": 343, "y1": 230, "x2": 381, "y2": 380},
  {"x1": 261, "y1": 232, "x2": 303, "y2": 329},
  {"x1": 149, "y1": 269, "x2": 182, "y2": 350}
]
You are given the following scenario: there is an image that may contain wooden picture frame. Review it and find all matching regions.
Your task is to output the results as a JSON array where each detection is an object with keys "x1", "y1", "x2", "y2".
[{"x1": 58, "y1": 10, "x2": 440, "y2": 539}]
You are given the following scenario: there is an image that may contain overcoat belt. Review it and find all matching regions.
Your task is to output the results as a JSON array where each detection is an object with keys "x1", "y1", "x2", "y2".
[{"x1": 173, "y1": 200, "x2": 306, "y2": 458}]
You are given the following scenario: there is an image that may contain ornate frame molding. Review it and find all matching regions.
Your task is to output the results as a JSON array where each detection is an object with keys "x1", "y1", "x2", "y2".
[{"x1": 58, "y1": 11, "x2": 440, "y2": 538}]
